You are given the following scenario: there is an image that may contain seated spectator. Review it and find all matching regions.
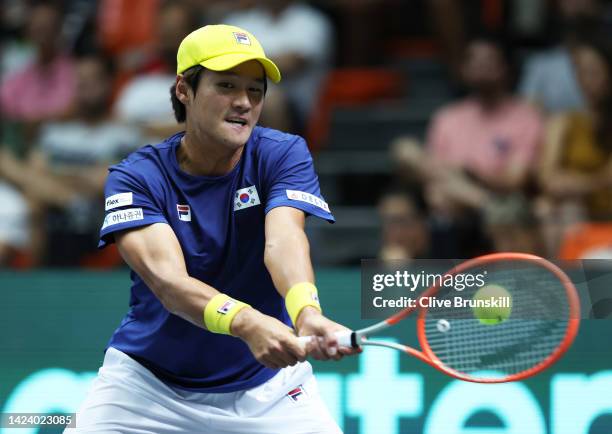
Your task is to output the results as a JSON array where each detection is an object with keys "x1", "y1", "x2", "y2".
[
  {"x1": 378, "y1": 188, "x2": 431, "y2": 261},
  {"x1": 0, "y1": 54, "x2": 143, "y2": 266},
  {"x1": 1, "y1": 1, "x2": 36, "y2": 77},
  {"x1": 518, "y1": 0, "x2": 601, "y2": 113},
  {"x1": 113, "y1": 1, "x2": 198, "y2": 140},
  {"x1": 393, "y1": 34, "x2": 543, "y2": 255},
  {"x1": 0, "y1": 1, "x2": 75, "y2": 123},
  {"x1": 224, "y1": 0, "x2": 333, "y2": 132},
  {"x1": 0, "y1": 182, "x2": 30, "y2": 267},
  {"x1": 537, "y1": 35, "x2": 612, "y2": 257}
]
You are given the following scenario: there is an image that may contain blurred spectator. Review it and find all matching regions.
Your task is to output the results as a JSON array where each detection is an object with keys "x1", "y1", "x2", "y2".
[
  {"x1": 0, "y1": 54, "x2": 143, "y2": 266},
  {"x1": 113, "y1": 0, "x2": 197, "y2": 139},
  {"x1": 429, "y1": 0, "x2": 518, "y2": 85},
  {"x1": 0, "y1": 1, "x2": 75, "y2": 123},
  {"x1": 0, "y1": 182, "x2": 30, "y2": 267},
  {"x1": 537, "y1": 35, "x2": 612, "y2": 257},
  {"x1": 518, "y1": 0, "x2": 602, "y2": 113},
  {"x1": 393, "y1": 35, "x2": 543, "y2": 255},
  {"x1": 224, "y1": 0, "x2": 333, "y2": 132},
  {"x1": 1, "y1": 0, "x2": 36, "y2": 76},
  {"x1": 378, "y1": 188, "x2": 431, "y2": 261}
]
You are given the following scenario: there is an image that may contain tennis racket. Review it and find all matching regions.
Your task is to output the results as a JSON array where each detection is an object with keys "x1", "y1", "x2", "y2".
[{"x1": 300, "y1": 252, "x2": 581, "y2": 383}]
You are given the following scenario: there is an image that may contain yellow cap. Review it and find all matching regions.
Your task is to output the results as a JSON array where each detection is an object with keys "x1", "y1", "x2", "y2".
[{"x1": 176, "y1": 24, "x2": 281, "y2": 83}]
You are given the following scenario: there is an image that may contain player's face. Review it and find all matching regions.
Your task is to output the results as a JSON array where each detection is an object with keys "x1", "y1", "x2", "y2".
[{"x1": 187, "y1": 60, "x2": 265, "y2": 150}]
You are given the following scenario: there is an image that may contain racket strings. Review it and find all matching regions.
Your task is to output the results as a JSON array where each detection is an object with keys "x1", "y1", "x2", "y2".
[{"x1": 422, "y1": 262, "x2": 571, "y2": 379}]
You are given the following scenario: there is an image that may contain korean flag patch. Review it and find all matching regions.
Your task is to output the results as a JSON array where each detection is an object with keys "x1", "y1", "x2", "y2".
[{"x1": 234, "y1": 186, "x2": 261, "y2": 211}]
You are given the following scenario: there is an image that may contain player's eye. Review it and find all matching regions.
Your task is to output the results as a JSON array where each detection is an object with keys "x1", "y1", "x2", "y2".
[{"x1": 217, "y1": 82, "x2": 234, "y2": 89}]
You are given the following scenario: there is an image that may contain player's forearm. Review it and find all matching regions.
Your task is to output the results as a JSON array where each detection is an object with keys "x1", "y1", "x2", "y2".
[
  {"x1": 264, "y1": 228, "x2": 315, "y2": 296},
  {"x1": 116, "y1": 226, "x2": 230, "y2": 329},
  {"x1": 138, "y1": 267, "x2": 221, "y2": 328}
]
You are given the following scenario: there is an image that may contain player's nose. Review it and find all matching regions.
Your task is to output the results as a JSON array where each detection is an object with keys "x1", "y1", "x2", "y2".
[{"x1": 232, "y1": 88, "x2": 252, "y2": 111}]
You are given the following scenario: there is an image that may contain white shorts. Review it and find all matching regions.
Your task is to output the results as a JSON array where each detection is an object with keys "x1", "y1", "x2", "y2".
[{"x1": 65, "y1": 348, "x2": 342, "y2": 434}]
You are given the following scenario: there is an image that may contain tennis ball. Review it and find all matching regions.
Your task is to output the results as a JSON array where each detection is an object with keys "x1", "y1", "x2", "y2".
[{"x1": 472, "y1": 284, "x2": 512, "y2": 325}]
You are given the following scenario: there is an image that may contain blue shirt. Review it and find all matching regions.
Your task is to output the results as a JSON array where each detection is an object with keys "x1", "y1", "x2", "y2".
[{"x1": 99, "y1": 126, "x2": 334, "y2": 392}]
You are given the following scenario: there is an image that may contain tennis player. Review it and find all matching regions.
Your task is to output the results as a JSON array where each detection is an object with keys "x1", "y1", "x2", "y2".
[{"x1": 66, "y1": 25, "x2": 356, "y2": 433}]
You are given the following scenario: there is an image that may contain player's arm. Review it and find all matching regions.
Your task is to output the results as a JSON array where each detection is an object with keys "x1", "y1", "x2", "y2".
[
  {"x1": 262, "y1": 206, "x2": 359, "y2": 360},
  {"x1": 115, "y1": 222, "x2": 306, "y2": 369}
]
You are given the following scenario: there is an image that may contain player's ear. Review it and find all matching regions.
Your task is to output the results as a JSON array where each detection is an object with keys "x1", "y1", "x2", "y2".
[{"x1": 175, "y1": 75, "x2": 190, "y2": 104}]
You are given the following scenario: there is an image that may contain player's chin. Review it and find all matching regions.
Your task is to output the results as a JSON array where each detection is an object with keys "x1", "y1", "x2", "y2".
[{"x1": 223, "y1": 122, "x2": 253, "y2": 143}]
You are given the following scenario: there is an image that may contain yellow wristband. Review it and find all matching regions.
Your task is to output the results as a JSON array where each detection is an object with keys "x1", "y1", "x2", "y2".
[
  {"x1": 285, "y1": 282, "x2": 322, "y2": 326},
  {"x1": 204, "y1": 294, "x2": 250, "y2": 335}
]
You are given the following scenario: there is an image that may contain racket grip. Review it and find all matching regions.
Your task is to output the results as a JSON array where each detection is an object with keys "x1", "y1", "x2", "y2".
[{"x1": 297, "y1": 330, "x2": 355, "y2": 348}]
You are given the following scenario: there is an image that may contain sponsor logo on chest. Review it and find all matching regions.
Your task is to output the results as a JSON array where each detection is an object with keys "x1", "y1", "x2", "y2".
[{"x1": 177, "y1": 204, "x2": 191, "y2": 222}]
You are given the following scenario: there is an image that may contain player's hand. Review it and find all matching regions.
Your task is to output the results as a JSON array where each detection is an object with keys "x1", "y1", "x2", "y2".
[
  {"x1": 231, "y1": 307, "x2": 307, "y2": 369},
  {"x1": 295, "y1": 307, "x2": 361, "y2": 361}
]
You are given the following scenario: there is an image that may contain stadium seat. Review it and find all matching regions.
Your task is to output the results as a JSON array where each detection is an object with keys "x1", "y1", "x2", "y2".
[
  {"x1": 559, "y1": 223, "x2": 612, "y2": 260},
  {"x1": 306, "y1": 68, "x2": 405, "y2": 152}
]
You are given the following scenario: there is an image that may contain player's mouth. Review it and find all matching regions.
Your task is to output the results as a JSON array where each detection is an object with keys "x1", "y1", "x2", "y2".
[{"x1": 225, "y1": 117, "x2": 249, "y2": 130}]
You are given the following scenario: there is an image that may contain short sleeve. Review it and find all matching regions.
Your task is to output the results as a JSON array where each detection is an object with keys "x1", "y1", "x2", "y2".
[
  {"x1": 263, "y1": 136, "x2": 334, "y2": 223},
  {"x1": 98, "y1": 166, "x2": 168, "y2": 248}
]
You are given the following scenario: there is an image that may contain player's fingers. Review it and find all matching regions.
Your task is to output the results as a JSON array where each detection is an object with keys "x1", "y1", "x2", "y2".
[
  {"x1": 259, "y1": 357, "x2": 280, "y2": 369},
  {"x1": 339, "y1": 346, "x2": 361, "y2": 356},
  {"x1": 303, "y1": 336, "x2": 325, "y2": 360},
  {"x1": 262, "y1": 354, "x2": 289, "y2": 369},
  {"x1": 317, "y1": 337, "x2": 337, "y2": 360},
  {"x1": 285, "y1": 337, "x2": 308, "y2": 363},
  {"x1": 304, "y1": 338, "x2": 324, "y2": 360},
  {"x1": 322, "y1": 331, "x2": 340, "y2": 359},
  {"x1": 272, "y1": 343, "x2": 300, "y2": 367}
]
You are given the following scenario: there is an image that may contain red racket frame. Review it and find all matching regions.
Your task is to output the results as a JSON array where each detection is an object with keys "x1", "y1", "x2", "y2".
[{"x1": 378, "y1": 252, "x2": 581, "y2": 383}]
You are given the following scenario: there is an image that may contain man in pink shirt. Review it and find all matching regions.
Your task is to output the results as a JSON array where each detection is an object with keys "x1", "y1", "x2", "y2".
[
  {"x1": 0, "y1": 1, "x2": 75, "y2": 122},
  {"x1": 393, "y1": 35, "x2": 544, "y2": 254}
]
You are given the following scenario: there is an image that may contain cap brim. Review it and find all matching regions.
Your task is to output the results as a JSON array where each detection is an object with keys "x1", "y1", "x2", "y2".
[{"x1": 201, "y1": 53, "x2": 281, "y2": 83}]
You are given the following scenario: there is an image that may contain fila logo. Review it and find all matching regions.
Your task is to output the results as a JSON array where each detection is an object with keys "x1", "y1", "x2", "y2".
[
  {"x1": 233, "y1": 32, "x2": 251, "y2": 45},
  {"x1": 286, "y1": 385, "x2": 307, "y2": 403},
  {"x1": 177, "y1": 204, "x2": 191, "y2": 222}
]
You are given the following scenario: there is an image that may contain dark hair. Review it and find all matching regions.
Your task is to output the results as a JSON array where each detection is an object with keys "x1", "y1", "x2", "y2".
[
  {"x1": 463, "y1": 31, "x2": 518, "y2": 89},
  {"x1": 169, "y1": 64, "x2": 269, "y2": 123},
  {"x1": 170, "y1": 65, "x2": 205, "y2": 123}
]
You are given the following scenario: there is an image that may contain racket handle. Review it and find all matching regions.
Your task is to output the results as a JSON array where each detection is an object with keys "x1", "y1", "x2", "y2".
[{"x1": 297, "y1": 330, "x2": 355, "y2": 348}]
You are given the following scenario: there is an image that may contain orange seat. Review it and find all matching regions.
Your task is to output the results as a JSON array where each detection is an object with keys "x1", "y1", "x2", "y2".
[
  {"x1": 306, "y1": 68, "x2": 405, "y2": 152},
  {"x1": 559, "y1": 222, "x2": 612, "y2": 260},
  {"x1": 97, "y1": 0, "x2": 159, "y2": 57},
  {"x1": 8, "y1": 249, "x2": 35, "y2": 269}
]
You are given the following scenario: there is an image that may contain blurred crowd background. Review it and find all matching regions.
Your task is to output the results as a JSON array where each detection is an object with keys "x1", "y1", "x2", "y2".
[{"x1": 1, "y1": 0, "x2": 612, "y2": 269}]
